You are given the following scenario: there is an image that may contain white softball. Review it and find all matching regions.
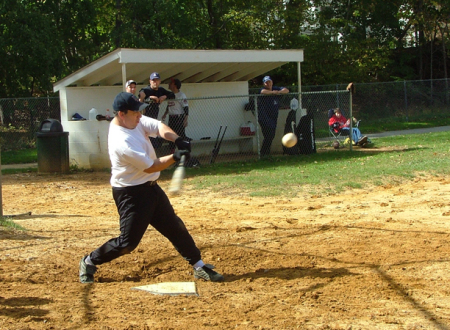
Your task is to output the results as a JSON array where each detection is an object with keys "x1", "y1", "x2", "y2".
[{"x1": 282, "y1": 133, "x2": 298, "y2": 148}]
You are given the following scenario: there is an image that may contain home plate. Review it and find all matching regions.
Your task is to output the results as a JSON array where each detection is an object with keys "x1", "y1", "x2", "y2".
[{"x1": 131, "y1": 282, "x2": 198, "y2": 296}]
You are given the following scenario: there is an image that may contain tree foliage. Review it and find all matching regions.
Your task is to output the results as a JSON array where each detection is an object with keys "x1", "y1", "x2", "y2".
[{"x1": 0, "y1": 0, "x2": 448, "y2": 97}]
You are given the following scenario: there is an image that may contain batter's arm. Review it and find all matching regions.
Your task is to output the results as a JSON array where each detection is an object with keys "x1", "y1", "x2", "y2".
[{"x1": 143, "y1": 154, "x2": 177, "y2": 173}]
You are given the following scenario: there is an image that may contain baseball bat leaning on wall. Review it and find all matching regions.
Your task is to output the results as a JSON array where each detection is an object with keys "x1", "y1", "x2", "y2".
[{"x1": 168, "y1": 155, "x2": 186, "y2": 195}]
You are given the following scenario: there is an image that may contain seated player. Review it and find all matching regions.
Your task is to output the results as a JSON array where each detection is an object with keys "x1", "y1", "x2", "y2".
[{"x1": 328, "y1": 108, "x2": 368, "y2": 146}]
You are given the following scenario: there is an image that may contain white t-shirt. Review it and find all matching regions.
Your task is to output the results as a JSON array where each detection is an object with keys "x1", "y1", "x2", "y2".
[
  {"x1": 167, "y1": 91, "x2": 188, "y2": 116},
  {"x1": 108, "y1": 115, "x2": 161, "y2": 187}
]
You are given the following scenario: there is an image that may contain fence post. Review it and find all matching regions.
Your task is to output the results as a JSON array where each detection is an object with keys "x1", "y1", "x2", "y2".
[
  {"x1": 349, "y1": 90, "x2": 353, "y2": 152},
  {"x1": 253, "y1": 95, "x2": 260, "y2": 158},
  {"x1": 404, "y1": 80, "x2": 409, "y2": 122},
  {"x1": 297, "y1": 62, "x2": 302, "y2": 110}
]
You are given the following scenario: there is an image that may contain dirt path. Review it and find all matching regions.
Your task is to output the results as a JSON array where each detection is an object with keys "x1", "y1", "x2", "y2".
[{"x1": 1, "y1": 172, "x2": 450, "y2": 329}]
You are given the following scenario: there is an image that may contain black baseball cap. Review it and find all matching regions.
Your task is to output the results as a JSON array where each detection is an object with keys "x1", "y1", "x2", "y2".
[
  {"x1": 112, "y1": 92, "x2": 147, "y2": 112},
  {"x1": 150, "y1": 72, "x2": 161, "y2": 80}
]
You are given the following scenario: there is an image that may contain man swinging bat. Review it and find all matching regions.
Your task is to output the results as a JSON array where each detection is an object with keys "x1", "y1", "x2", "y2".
[{"x1": 79, "y1": 92, "x2": 224, "y2": 283}]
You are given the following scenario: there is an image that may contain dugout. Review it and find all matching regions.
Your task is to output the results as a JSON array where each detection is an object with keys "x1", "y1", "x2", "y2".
[{"x1": 53, "y1": 48, "x2": 304, "y2": 169}]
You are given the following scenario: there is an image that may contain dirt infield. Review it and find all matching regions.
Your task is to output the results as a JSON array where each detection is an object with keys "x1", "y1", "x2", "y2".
[{"x1": 1, "y1": 172, "x2": 450, "y2": 330}]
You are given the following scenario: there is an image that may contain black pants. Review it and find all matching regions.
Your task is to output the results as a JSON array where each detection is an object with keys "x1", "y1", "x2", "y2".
[
  {"x1": 90, "y1": 183, "x2": 201, "y2": 266},
  {"x1": 259, "y1": 124, "x2": 276, "y2": 157}
]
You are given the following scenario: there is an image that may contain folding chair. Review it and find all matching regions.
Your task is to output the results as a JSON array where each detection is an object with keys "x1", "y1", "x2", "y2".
[{"x1": 328, "y1": 108, "x2": 361, "y2": 143}]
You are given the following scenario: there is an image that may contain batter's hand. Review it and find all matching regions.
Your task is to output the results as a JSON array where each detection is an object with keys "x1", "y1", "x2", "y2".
[
  {"x1": 173, "y1": 149, "x2": 190, "y2": 162},
  {"x1": 175, "y1": 137, "x2": 191, "y2": 152}
]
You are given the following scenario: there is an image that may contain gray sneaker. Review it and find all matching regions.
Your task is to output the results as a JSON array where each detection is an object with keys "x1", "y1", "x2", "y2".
[
  {"x1": 194, "y1": 264, "x2": 224, "y2": 282},
  {"x1": 79, "y1": 256, "x2": 97, "y2": 283}
]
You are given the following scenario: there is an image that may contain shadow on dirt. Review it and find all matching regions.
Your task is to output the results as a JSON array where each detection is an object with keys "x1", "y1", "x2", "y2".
[
  {"x1": 374, "y1": 267, "x2": 450, "y2": 330},
  {"x1": 0, "y1": 296, "x2": 52, "y2": 320},
  {"x1": 227, "y1": 266, "x2": 354, "y2": 282}
]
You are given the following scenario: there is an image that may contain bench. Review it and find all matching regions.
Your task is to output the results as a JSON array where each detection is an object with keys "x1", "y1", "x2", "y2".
[{"x1": 190, "y1": 135, "x2": 255, "y2": 156}]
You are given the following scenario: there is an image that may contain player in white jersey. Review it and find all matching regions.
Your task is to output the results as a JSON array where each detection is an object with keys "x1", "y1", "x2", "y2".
[{"x1": 79, "y1": 92, "x2": 224, "y2": 284}]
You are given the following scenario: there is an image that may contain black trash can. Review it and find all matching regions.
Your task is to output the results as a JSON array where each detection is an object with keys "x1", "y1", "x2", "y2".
[{"x1": 36, "y1": 119, "x2": 70, "y2": 174}]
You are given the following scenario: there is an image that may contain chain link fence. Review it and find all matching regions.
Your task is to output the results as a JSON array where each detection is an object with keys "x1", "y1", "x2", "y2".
[
  {"x1": 298, "y1": 78, "x2": 450, "y2": 123},
  {"x1": 0, "y1": 97, "x2": 60, "y2": 151},
  {"x1": 161, "y1": 94, "x2": 259, "y2": 164},
  {"x1": 156, "y1": 91, "x2": 345, "y2": 164},
  {"x1": 0, "y1": 78, "x2": 448, "y2": 164}
]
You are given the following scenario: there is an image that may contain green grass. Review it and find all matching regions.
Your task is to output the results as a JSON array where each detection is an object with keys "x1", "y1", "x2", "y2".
[
  {"x1": 1, "y1": 148, "x2": 37, "y2": 164},
  {"x1": 0, "y1": 216, "x2": 27, "y2": 231},
  {"x1": 168, "y1": 130, "x2": 450, "y2": 197},
  {"x1": 2, "y1": 126, "x2": 450, "y2": 198},
  {"x1": 362, "y1": 114, "x2": 450, "y2": 134},
  {"x1": 2, "y1": 117, "x2": 450, "y2": 165},
  {"x1": 315, "y1": 114, "x2": 450, "y2": 138}
]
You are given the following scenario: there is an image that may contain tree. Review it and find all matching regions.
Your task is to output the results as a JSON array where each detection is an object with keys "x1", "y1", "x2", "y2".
[
  {"x1": 0, "y1": 0, "x2": 62, "y2": 96},
  {"x1": 0, "y1": 0, "x2": 111, "y2": 97},
  {"x1": 0, "y1": 0, "x2": 449, "y2": 97}
]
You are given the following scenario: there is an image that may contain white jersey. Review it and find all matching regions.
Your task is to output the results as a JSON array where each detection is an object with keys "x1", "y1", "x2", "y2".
[
  {"x1": 167, "y1": 91, "x2": 188, "y2": 115},
  {"x1": 108, "y1": 115, "x2": 161, "y2": 187}
]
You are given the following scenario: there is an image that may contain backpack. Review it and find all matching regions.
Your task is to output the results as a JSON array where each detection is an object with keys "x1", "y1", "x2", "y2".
[{"x1": 283, "y1": 109, "x2": 300, "y2": 155}]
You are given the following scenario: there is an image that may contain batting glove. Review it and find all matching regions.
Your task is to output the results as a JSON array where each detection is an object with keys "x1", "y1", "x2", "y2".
[
  {"x1": 173, "y1": 149, "x2": 191, "y2": 162},
  {"x1": 175, "y1": 137, "x2": 191, "y2": 152}
]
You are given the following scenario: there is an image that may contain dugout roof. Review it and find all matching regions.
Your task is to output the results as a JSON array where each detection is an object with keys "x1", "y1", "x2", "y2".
[{"x1": 53, "y1": 48, "x2": 304, "y2": 92}]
